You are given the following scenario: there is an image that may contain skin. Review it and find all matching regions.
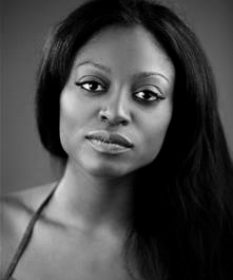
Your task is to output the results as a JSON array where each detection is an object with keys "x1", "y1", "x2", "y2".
[
  {"x1": 0, "y1": 25, "x2": 175, "y2": 280},
  {"x1": 60, "y1": 25, "x2": 175, "y2": 179}
]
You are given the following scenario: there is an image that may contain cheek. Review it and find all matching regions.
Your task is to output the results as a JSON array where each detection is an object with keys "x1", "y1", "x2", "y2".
[
  {"x1": 59, "y1": 90, "x2": 84, "y2": 152},
  {"x1": 139, "y1": 103, "x2": 172, "y2": 162}
]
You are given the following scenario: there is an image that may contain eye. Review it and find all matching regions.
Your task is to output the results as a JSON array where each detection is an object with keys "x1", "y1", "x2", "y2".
[
  {"x1": 134, "y1": 89, "x2": 165, "y2": 104},
  {"x1": 75, "y1": 80, "x2": 106, "y2": 93}
]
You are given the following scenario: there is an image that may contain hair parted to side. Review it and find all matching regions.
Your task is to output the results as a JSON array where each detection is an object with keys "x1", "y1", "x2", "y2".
[{"x1": 36, "y1": 0, "x2": 233, "y2": 279}]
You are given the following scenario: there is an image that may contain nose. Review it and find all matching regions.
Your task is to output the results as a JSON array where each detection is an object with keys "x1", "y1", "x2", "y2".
[{"x1": 98, "y1": 90, "x2": 131, "y2": 127}]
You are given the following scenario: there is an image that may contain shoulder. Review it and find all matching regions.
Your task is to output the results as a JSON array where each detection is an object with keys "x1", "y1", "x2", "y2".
[
  {"x1": 0, "y1": 182, "x2": 56, "y2": 275},
  {"x1": 0, "y1": 182, "x2": 56, "y2": 222}
]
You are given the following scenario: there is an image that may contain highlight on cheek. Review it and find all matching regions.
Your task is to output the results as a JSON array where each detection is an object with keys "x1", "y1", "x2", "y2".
[{"x1": 60, "y1": 89, "x2": 79, "y2": 114}]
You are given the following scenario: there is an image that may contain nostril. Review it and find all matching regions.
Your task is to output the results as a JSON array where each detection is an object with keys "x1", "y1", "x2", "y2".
[
  {"x1": 121, "y1": 119, "x2": 128, "y2": 126},
  {"x1": 99, "y1": 108, "x2": 129, "y2": 126},
  {"x1": 99, "y1": 110, "x2": 109, "y2": 122}
]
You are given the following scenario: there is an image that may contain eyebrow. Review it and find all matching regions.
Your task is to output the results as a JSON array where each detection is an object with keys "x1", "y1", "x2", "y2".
[
  {"x1": 132, "y1": 72, "x2": 170, "y2": 83},
  {"x1": 76, "y1": 60, "x2": 170, "y2": 83},
  {"x1": 76, "y1": 61, "x2": 111, "y2": 74}
]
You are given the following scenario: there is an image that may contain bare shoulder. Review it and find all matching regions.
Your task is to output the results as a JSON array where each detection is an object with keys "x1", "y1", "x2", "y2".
[
  {"x1": 0, "y1": 182, "x2": 56, "y2": 222},
  {"x1": 0, "y1": 182, "x2": 57, "y2": 274},
  {"x1": 1, "y1": 182, "x2": 56, "y2": 208}
]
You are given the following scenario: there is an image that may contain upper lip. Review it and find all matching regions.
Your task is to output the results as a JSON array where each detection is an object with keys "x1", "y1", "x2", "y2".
[{"x1": 86, "y1": 130, "x2": 134, "y2": 148}]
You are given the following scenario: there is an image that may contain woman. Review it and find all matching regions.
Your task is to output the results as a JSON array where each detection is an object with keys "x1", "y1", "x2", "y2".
[{"x1": 1, "y1": 0, "x2": 233, "y2": 279}]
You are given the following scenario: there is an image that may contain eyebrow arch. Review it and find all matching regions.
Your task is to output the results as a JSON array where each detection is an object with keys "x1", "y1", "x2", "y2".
[
  {"x1": 75, "y1": 60, "x2": 111, "y2": 74},
  {"x1": 132, "y1": 72, "x2": 170, "y2": 83},
  {"x1": 76, "y1": 61, "x2": 170, "y2": 82}
]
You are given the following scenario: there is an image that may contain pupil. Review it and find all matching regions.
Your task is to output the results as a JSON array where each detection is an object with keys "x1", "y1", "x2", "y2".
[
  {"x1": 144, "y1": 91, "x2": 150, "y2": 98},
  {"x1": 91, "y1": 82, "x2": 98, "y2": 90}
]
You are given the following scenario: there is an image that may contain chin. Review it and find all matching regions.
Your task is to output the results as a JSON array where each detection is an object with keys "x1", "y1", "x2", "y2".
[
  {"x1": 85, "y1": 163, "x2": 132, "y2": 178},
  {"x1": 75, "y1": 148, "x2": 152, "y2": 179}
]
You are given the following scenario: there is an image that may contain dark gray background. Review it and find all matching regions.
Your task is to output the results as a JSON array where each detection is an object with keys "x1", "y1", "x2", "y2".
[{"x1": 1, "y1": 0, "x2": 233, "y2": 193}]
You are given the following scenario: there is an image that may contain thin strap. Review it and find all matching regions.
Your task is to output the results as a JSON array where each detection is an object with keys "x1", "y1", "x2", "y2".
[{"x1": 3, "y1": 184, "x2": 58, "y2": 280}]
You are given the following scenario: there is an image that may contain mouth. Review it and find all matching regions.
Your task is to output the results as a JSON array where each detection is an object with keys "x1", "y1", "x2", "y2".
[{"x1": 85, "y1": 130, "x2": 134, "y2": 154}]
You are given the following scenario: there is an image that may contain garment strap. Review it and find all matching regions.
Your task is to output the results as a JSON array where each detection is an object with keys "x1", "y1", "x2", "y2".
[{"x1": 3, "y1": 184, "x2": 58, "y2": 280}]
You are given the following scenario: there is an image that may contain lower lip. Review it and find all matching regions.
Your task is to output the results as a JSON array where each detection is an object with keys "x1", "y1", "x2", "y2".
[{"x1": 87, "y1": 138, "x2": 132, "y2": 154}]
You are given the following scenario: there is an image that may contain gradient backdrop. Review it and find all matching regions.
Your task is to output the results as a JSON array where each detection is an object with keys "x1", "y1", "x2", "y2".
[{"x1": 1, "y1": 0, "x2": 233, "y2": 193}]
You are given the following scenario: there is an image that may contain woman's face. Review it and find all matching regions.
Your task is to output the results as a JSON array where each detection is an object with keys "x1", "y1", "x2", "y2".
[{"x1": 60, "y1": 25, "x2": 175, "y2": 178}]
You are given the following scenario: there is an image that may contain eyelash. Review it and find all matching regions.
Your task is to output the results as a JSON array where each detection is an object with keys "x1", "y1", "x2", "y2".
[
  {"x1": 75, "y1": 80, "x2": 165, "y2": 104},
  {"x1": 75, "y1": 81, "x2": 106, "y2": 93},
  {"x1": 133, "y1": 90, "x2": 165, "y2": 103}
]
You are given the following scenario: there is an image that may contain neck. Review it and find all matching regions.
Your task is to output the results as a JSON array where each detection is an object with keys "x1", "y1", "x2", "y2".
[{"x1": 53, "y1": 160, "x2": 135, "y2": 233}]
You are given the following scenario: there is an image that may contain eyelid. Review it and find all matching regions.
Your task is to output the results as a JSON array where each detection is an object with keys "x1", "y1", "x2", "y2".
[
  {"x1": 135, "y1": 84, "x2": 165, "y2": 96},
  {"x1": 134, "y1": 90, "x2": 163, "y2": 100},
  {"x1": 75, "y1": 81, "x2": 106, "y2": 94},
  {"x1": 76, "y1": 75, "x2": 107, "y2": 84},
  {"x1": 76, "y1": 74, "x2": 109, "y2": 87},
  {"x1": 133, "y1": 85, "x2": 166, "y2": 105}
]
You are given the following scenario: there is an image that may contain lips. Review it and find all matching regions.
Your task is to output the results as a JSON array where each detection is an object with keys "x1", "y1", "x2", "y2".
[{"x1": 85, "y1": 130, "x2": 134, "y2": 154}]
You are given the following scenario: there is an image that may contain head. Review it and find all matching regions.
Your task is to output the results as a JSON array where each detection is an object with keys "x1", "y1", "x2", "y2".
[
  {"x1": 59, "y1": 25, "x2": 175, "y2": 178},
  {"x1": 36, "y1": 0, "x2": 221, "y2": 178}
]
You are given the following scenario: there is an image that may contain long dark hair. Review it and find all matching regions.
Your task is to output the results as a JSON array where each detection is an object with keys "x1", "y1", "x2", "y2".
[{"x1": 36, "y1": 0, "x2": 233, "y2": 279}]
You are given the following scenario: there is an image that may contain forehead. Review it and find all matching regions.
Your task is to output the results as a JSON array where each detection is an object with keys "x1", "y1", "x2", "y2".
[{"x1": 72, "y1": 25, "x2": 175, "y2": 80}]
